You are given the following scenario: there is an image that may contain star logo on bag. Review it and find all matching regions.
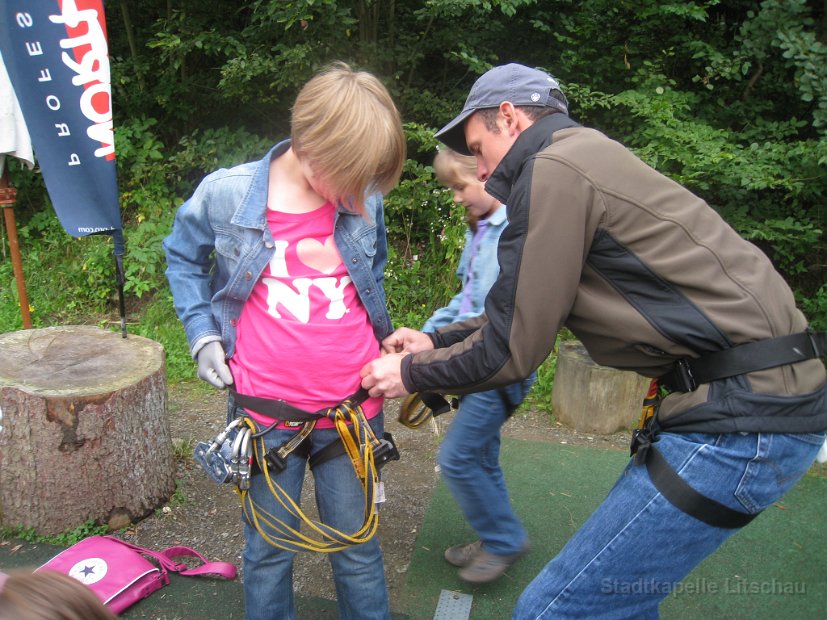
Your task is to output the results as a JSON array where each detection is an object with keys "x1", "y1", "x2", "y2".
[{"x1": 69, "y1": 557, "x2": 108, "y2": 584}]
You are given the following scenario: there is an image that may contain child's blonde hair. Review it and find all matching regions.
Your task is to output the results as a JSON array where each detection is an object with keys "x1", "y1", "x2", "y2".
[
  {"x1": 291, "y1": 62, "x2": 406, "y2": 214},
  {"x1": 433, "y1": 147, "x2": 477, "y2": 188},
  {"x1": 0, "y1": 570, "x2": 117, "y2": 620}
]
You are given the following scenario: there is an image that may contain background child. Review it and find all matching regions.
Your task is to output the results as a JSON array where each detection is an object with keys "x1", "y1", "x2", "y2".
[
  {"x1": 163, "y1": 62, "x2": 405, "y2": 620},
  {"x1": 423, "y1": 148, "x2": 535, "y2": 583},
  {"x1": 0, "y1": 570, "x2": 116, "y2": 620}
]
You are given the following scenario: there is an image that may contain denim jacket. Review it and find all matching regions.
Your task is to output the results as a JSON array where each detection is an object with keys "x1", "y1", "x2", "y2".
[
  {"x1": 422, "y1": 205, "x2": 508, "y2": 332},
  {"x1": 163, "y1": 140, "x2": 393, "y2": 358}
]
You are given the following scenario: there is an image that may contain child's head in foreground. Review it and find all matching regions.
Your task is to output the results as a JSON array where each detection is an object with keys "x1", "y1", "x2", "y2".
[{"x1": 0, "y1": 569, "x2": 116, "y2": 620}]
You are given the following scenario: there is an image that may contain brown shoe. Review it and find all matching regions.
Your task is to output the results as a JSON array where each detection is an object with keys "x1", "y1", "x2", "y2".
[
  {"x1": 458, "y1": 542, "x2": 530, "y2": 584},
  {"x1": 444, "y1": 540, "x2": 483, "y2": 567}
]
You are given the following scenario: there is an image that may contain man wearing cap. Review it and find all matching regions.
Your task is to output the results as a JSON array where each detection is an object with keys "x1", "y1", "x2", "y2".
[{"x1": 361, "y1": 63, "x2": 827, "y2": 618}]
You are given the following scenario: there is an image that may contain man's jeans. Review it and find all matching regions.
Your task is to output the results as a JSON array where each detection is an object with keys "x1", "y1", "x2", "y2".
[
  {"x1": 241, "y1": 414, "x2": 390, "y2": 620},
  {"x1": 438, "y1": 374, "x2": 536, "y2": 556},
  {"x1": 513, "y1": 430, "x2": 825, "y2": 619}
]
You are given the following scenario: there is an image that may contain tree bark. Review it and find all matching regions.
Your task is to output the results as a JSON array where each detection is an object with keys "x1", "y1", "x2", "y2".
[
  {"x1": 552, "y1": 340, "x2": 651, "y2": 435},
  {"x1": 0, "y1": 326, "x2": 175, "y2": 535}
]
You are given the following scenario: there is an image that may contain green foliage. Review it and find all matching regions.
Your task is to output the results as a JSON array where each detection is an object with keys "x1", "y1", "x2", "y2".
[
  {"x1": 800, "y1": 285, "x2": 827, "y2": 332},
  {"x1": 130, "y1": 294, "x2": 196, "y2": 383},
  {"x1": 523, "y1": 329, "x2": 577, "y2": 413},
  {"x1": 2, "y1": 0, "x2": 826, "y2": 382},
  {"x1": 384, "y1": 123, "x2": 468, "y2": 328},
  {"x1": 0, "y1": 519, "x2": 109, "y2": 546},
  {"x1": 0, "y1": 211, "x2": 114, "y2": 331}
]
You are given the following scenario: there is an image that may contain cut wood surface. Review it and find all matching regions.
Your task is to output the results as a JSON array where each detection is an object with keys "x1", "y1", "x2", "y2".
[{"x1": 0, "y1": 325, "x2": 175, "y2": 535}]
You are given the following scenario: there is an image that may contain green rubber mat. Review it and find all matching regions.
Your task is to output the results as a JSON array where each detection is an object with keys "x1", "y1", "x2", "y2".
[{"x1": 402, "y1": 438, "x2": 827, "y2": 620}]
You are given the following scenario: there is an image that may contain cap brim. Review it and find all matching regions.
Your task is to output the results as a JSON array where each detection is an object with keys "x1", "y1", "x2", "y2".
[{"x1": 434, "y1": 108, "x2": 476, "y2": 156}]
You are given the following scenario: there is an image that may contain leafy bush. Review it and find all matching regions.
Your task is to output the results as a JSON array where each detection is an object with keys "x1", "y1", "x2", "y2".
[
  {"x1": 384, "y1": 124, "x2": 468, "y2": 329},
  {"x1": 3, "y1": 0, "x2": 826, "y2": 397}
]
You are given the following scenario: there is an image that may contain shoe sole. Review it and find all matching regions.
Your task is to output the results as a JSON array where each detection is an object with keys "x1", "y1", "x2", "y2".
[{"x1": 457, "y1": 545, "x2": 529, "y2": 583}]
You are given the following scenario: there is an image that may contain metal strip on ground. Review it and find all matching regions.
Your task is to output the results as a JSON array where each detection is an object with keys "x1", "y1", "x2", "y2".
[{"x1": 433, "y1": 589, "x2": 473, "y2": 620}]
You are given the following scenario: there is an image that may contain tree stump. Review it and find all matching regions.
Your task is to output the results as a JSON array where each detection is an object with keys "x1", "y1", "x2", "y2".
[
  {"x1": 0, "y1": 325, "x2": 175, "y2": 535},
  {"x1": 552, "y1": 340, "x2": 651, "y2": 434}
]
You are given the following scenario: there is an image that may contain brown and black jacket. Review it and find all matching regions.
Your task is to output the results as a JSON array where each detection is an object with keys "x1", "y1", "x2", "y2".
[{"x1": 403, "y1": 115, "x2": 827, "y2": 434}]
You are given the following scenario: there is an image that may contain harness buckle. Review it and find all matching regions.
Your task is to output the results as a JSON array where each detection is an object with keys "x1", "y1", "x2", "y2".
[
  {"x1": 264, "y1": 447, "x2": 288, "y2": 472},
  {"x1": 671, "y1": 358, "x2": 697, "y2": 392},
  {"x1": 372, "y1": 432, "x2": 400, "y2": 470},
  {"x1": 629, "y1": 426, "x2": 654, "y2": 464}
]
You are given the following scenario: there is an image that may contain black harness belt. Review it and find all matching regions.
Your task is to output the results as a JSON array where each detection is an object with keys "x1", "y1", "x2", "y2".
[
  {"x1": 659, "y1": 329, "x2": 827, "y2": 393},
  {"x1": 229, "y1": 388, "x2": 399, "y2": 472},
  {"x1": 231, "y1": 388, "x2": 371, "y2": 422}
]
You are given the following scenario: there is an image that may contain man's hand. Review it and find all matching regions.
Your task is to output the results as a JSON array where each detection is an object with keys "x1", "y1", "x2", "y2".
[
  {"x1": 360, "y1": 352, "x2": 410, "y2": 398},
  {"x1": 197, "y1": 341, "x2": 234, "y2": 389},
  {"x1": 381, "y1": 327, "x2": 434, "y2": 355}
]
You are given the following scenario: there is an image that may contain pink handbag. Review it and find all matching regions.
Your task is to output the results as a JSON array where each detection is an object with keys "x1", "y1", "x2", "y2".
[{"x1": 37, "y1": 535, "x2": 237, "y2": 614}]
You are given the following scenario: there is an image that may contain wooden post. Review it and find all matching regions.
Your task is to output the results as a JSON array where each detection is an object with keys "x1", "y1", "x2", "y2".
[
  {"x1": 0, "y1": 326, "x2": 175, "y2": 535},
  {"x1": 0, "y1": 168, "x2": 31, "y2": 329}
]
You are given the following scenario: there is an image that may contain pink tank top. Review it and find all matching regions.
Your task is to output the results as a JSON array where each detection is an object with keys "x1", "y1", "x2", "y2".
[{"x1": 230, "y1": 202, "x2": 383, "y2": 429}]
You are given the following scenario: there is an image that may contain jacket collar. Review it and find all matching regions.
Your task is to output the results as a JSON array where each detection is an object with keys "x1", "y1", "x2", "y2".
[
  {"x1": 487, "y1": 203, "x2": 508, "y2": 226},
  {"x1": 232, "y1": 140, "x2": 290, "y2": 229},
  {"x1": 485, "y1": 114, "x2": 580, "y2": 204},
  {"x1": 232, "y1": 139, "x2": 373, "y2": 228}
]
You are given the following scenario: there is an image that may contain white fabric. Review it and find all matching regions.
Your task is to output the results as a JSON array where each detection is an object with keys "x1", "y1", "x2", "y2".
[{"x1": 0, "y1": 51, "x2": 34, "y2": 176}]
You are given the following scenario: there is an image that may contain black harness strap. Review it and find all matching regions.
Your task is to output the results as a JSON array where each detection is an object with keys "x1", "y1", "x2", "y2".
[
  {"x1": 660, "y1": 329, "x2": 826, "y2": 393},
  {"x1": 230, "y1": 388, "x2": 371, "y2": 422},
  {"x1": 638, "y1": 440, "x2": 758, "y2": 529},
  {"x1": 419, "y1": 391, "x2": 454, "y2": 416}
]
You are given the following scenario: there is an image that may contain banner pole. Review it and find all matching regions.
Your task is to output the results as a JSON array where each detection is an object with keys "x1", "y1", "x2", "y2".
[
  {"x1": 0, "y1": 168, "x2": 32, "y2": 329},
  {"x1": 115, "y1": 252, "x2": 127, "y2": 338}
]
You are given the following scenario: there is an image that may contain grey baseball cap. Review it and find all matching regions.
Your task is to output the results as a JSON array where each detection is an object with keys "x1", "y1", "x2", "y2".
[{"x1": 435, "y1": 63, "x2": 568, "y2": 155}]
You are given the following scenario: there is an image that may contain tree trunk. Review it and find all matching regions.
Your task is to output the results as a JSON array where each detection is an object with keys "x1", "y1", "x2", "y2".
[
  {"x1": 552, "y1": 340, "x2": 651, "y2": 435},
  {"x1": 0, "y1": 326, "x2": 175, "y2": 535}
]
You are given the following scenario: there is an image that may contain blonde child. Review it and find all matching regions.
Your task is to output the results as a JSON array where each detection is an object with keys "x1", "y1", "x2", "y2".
[
  {"x1": 164, "y1": 62, "x2": 405, "y2": 620},
  {"x1": 423, "y1": 148, "x2": 535, "y2": 583}
]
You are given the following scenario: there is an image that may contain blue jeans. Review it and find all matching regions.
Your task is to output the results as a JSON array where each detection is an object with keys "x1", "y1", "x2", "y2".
[
  {"x1": 438, "y1": 374, "x2": 536, "y2": 556},
  {"x1": 241, "y1": 413, "x2": 390, "y2": 620},
  {"x1": 513, "y1": 430, "x2": 825, "y2": 619}
]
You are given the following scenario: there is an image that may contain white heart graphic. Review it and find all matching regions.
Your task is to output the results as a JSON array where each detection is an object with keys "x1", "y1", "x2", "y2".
[{"x1": 296, "y1": 236, "x2": 341, "y2": 275}]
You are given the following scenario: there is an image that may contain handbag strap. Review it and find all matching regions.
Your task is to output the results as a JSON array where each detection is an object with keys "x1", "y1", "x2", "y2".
[
  {"x1": 157, "y1": 545, "x2": 237, "y2": 579},
  {"x1": 103, "y1": 536, "x2": 237, "y2": 579}
]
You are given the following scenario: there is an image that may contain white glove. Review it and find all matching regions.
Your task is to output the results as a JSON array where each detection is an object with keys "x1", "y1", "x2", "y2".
[{"x1": 196, "y1": 341, "x2": 234, "y2": 389}]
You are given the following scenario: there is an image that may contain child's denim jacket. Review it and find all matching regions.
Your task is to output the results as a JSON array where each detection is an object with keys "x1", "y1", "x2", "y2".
[
  {"x1": 164, "y1": 140, "x2": 393, "y2": 358},
  {"x1": 422, "y1": 205, "x2": 508, "y2": 332}
]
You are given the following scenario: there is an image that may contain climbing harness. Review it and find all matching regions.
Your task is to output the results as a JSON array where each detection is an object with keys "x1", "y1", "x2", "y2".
[
  {"x1": 194, "y1": 388, "x2": 399, "y2": 553},
  {"x1": 631, "y1": 328, "x2": 826, "y2": 529},
  {"x1": 630, "y1": 379, "x2": 760, "y2": 529}
]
